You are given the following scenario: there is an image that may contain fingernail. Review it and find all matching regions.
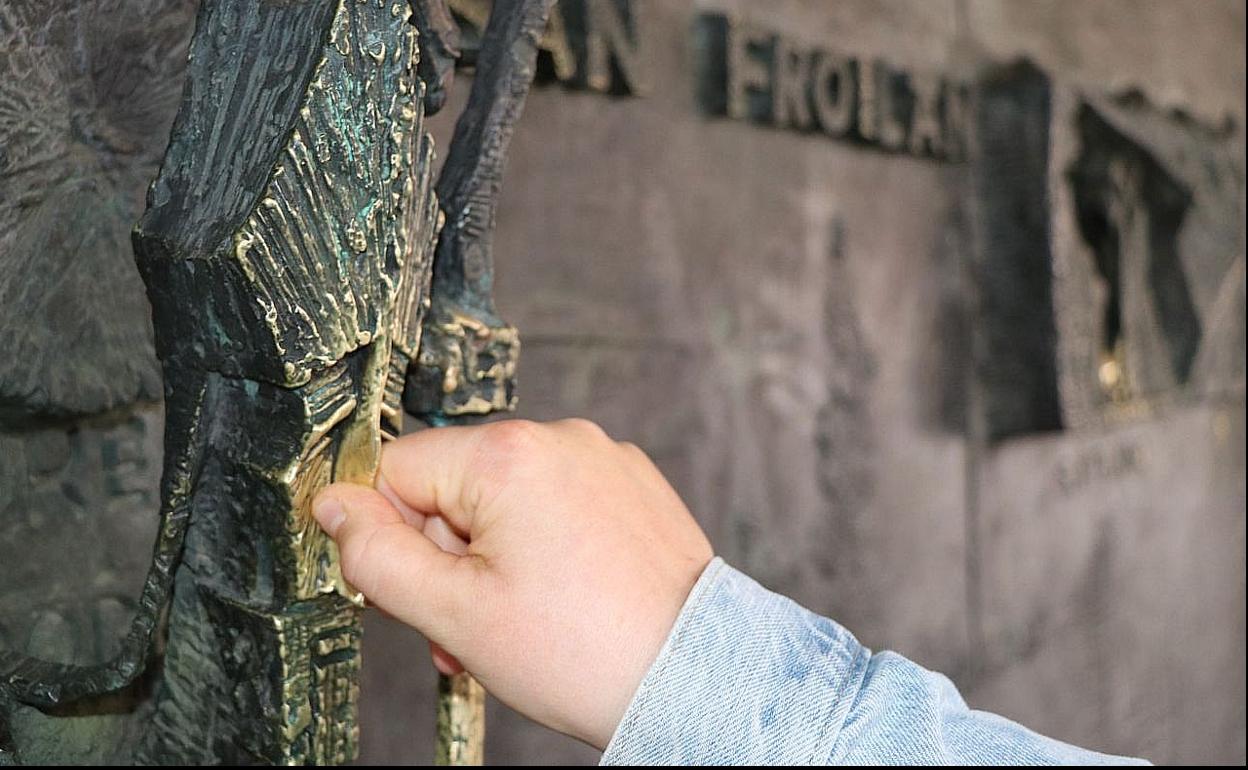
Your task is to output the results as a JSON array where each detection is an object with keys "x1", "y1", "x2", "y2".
[{"x1": 313, "y1": 496, "x2": 347, "y2": 537}]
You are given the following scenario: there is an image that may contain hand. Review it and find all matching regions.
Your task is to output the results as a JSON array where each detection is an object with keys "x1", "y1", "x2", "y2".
[{"x1": 312, "y1": 418, "x2": 714, "y2": 749}]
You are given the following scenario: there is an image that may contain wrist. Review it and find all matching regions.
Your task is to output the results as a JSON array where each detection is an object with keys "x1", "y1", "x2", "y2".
[
  {"x1": 595, "y1": 557, "x2": 727, "y2": 751},
  {"x1": 583, "y1": 554, "x2": 718, "y2": 749}
]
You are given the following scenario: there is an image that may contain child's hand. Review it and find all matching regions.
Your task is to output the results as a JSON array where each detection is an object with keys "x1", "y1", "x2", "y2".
[{"x1": 313, "y1": 419, "x2": 714, "y2": 749}]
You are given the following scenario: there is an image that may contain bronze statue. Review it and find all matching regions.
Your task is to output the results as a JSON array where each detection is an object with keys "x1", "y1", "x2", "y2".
[{"x1": 1, "y1": 0, "x2": 552, "y2": 763}]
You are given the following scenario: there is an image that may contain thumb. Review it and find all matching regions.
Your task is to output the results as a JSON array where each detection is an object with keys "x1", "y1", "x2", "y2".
[{"x1": 314, "y1": 482, "x2": 479, "y2": 642}]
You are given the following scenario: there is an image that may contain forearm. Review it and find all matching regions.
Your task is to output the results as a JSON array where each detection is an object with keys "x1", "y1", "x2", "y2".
[{"x1": 601, "y1": 558, "x2": 1149, "y2": 766}]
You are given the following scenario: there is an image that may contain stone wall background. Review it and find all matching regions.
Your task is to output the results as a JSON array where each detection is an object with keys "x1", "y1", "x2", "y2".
[{"x1": 361, "y1": 0, "x2": 1245, "y2": 764}]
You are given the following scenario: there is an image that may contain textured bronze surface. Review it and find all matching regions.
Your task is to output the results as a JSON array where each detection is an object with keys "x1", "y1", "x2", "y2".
[
  {"x1": 416, "y1": 1, "x2": 556, "y2": 761},
  {"x1": 1, "y1": 0, "x2": 549, "y2": 763},
  {"x1": 435, "y1": 672, "x2": 486, "y2": 765},
  {"x1": 408, "y1": 0, "x2": 554, "y2": 422},
  {"x1": 0, "y1": 0, "x2": 193, "y2": 426},
  {"x1": 4, "y1": 0, "x2": 438, "y2": 761}
]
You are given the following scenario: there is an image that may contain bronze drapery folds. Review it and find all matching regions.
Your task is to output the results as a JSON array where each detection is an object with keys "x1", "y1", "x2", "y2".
[{"x1": 0, "y1": 0, "x2": 552, "y2": 764}]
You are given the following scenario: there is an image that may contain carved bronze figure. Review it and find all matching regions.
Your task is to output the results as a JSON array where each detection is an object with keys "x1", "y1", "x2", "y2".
[{"x1": 1, "y1": 0, "x2": 552, "y2": 763}]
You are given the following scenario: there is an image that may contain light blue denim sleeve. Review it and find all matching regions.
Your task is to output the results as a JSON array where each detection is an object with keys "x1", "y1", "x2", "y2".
[{"x1": 600, "y1": 557, "x2": 1149, "y2": 766}]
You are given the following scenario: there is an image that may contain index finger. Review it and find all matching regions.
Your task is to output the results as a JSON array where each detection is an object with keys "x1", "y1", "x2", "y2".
[{"x1": 376, "y1": 423, "x2": 492, "y2": 537}]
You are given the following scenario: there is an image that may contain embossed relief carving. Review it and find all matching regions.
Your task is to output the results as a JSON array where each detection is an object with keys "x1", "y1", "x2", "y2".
[
  {"x1": 2, "y1": 0, "x2": 550, "y2": 763},
  {"x1": 408, "y1": 0, "x2": 555, "y2": 423},
  {"x1": 1066, "y1": 97, "x2": 1245, "y2": 412},
  {"x1": 5, "y1": 0, "x2": 439, "y2": 761},
  {"x1": 969, "y1": 63, "x2": 1245, "y2": 439},
  {"x1": 1, "y1": 1, "x2": 194, "y2": 763},
  {"x1": 0, "y1": 0, "x2": 195, "y2": 425}
]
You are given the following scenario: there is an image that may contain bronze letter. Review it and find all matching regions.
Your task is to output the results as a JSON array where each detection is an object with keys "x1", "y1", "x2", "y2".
[
  {"x1": 773, "y1": 37, "x2": 813, "y2": 130},
  {"x1": 909, "y1": 73, "x2": 945, "y2": 157},
  {"x1": 811, "y1": 50, "x2": 855, "y2": 137},
  {"x1": 583, "y1": 0, "x2": 647, "y2": 95},
  {"x1": 727, "y1": 18, "x2": 773, "y2": 123}
]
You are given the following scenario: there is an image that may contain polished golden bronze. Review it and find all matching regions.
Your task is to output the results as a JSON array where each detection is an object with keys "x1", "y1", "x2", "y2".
[
  {"x1": 1, "y1": 0, "x2": 553, "y2": 763},
  {"x1": 436, "y1": 672, "x2": 488, "y2": 765}
]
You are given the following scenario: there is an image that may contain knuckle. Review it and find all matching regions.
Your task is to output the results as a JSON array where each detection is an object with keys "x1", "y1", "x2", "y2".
[
  {"x1": 617, "y1": 439, "x2": 651, "y2": 464},
  {"x1": 478, "y1": 419, "x2": 541, "y2": 463},
  {"x1": 470, "y1": 420, "x2": 542, "y2": 507},
  {"x1": 559, "y1": 417, "x2": 608, "y2": 440}
]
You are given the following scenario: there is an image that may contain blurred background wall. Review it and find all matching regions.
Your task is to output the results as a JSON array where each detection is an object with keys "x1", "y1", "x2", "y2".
[
  {"x1": 361, "y1": 0, "x2": 1246, "y2": 764},
  {"x1": 0, "y1": 0, "x2": 1242, "y2": 765}
]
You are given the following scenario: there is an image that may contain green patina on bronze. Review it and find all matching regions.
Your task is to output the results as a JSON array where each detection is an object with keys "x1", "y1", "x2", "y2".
[{"x1": 1, "y1": 0, "x2": 553, "y2": 763}]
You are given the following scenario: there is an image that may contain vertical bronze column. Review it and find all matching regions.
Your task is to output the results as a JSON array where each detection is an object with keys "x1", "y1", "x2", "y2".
[
  {"x1": 407, "y1": 0, "x2": 556, "y2": 764},
  {"x1": 436, "y1": 668, "x2": 488, "y2": 764}
]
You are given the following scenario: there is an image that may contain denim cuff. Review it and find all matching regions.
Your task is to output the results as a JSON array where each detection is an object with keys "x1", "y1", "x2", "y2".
[{"x1": 600, "y1": 557, "x2": 871, "y2": 765}]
